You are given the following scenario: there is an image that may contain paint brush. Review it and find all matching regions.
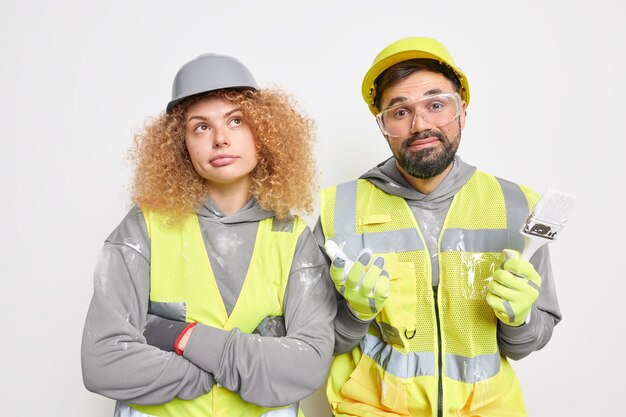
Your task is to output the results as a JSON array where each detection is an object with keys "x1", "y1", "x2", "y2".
[{"x1": 516, "y1": 188, "x2": 576, "y2": 260}]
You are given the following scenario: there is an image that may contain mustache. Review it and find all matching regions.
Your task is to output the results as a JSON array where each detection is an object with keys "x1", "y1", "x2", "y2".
[{"x1": 402, "y1": 130, "x2": 447, "y2": 149}]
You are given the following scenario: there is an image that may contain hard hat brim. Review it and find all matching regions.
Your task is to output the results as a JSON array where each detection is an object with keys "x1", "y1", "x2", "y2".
[{"x1": 166, "y1": 85, "x2": 257, "y2": 114}]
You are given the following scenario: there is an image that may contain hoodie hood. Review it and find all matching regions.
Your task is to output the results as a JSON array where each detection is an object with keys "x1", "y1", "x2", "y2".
[
  {"x1": 196, "y1": 196, "x2": 275, "y2": 224},
  {"x1": 361, "y1": 154, "x2": 477, "y2": 206}
]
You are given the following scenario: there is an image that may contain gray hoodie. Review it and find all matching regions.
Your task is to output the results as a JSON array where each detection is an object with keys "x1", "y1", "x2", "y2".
[
  {"x1": 81, "y1": 197, "x2": 336, "y2": 410},
  {"x1": 315, "y1": 155, "x2": 561, "y2": 359}
]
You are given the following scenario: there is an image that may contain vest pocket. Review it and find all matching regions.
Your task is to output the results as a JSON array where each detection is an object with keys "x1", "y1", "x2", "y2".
[
  {"x1": 457, "y1": 358, "x2": 526, "y2": 416},
  {"x1": 377, "y1": 259, "x2": 416, "y2": 350},
  {"x1": 338, "y1": 353, "x2": 411, "y2": 416}
]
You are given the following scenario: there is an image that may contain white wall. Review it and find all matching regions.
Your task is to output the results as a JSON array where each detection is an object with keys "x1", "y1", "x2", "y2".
[{"x1": 1, "y1": 1, "x2": 623, "y2": 415}]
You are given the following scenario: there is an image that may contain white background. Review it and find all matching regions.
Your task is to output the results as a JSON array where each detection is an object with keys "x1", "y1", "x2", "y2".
[{"x1": 1, "y1": 1, "x2": 623, "y2": 416}]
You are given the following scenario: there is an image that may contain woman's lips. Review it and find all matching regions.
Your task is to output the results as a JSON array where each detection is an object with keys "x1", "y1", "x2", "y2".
[{"x1": 209, "y1": 154, "x2": 238, "y2": 167}]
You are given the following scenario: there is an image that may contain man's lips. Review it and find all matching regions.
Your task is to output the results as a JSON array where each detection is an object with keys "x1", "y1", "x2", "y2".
[
  {"x1": 209, "y1": 154, "x2": 239, "y2": 167},
  {"x1": 405, "y1": 137, "x2": 440, "y2": 151}
]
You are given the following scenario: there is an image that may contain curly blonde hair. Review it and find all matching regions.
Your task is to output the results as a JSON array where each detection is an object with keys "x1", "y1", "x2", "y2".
[{"x1": 131, "y1": 89, "x2": 317, "y2": 221}]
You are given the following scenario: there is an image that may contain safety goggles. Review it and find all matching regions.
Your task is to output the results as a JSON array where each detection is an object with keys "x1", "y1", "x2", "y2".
[{"x1": 376, "y1": 92, "x2": 462, "y2": 137}]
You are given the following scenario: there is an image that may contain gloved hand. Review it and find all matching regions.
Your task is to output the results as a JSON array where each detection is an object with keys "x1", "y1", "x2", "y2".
[
  {"x1": 325, "y1": 241, "x2": 390, "y2": 321},
  {"x1": 486, "y1": 249, "x2": 542, "y2": 327},
  {"x1": 143, "y1": 314, "x2": 195, "y2": 353},
  {"x1": 253, "y1": 316, "x2": 286, "y2": 337}
]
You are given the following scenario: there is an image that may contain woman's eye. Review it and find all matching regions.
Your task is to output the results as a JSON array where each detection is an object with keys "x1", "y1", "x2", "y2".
[
  {"x1": 229, "y1": 117, "x2": 244, "y2": 128},
  {"x1": 194, "y1": 124, "x2": 209, "y2": 134}
]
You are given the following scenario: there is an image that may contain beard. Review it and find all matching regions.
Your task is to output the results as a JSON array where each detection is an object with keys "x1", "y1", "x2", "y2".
[{"x1": 395, "y1": 124, "x2": 460, "y2": 179}]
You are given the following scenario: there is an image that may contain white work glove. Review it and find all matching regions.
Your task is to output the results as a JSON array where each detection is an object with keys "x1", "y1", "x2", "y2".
[{"x1": 325, "y1": 240, "x2": 390, "y2": 321}]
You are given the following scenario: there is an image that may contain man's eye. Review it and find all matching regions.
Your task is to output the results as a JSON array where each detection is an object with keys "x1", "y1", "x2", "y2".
[
  {"x1": 393, "y1": 108, "x2": 411, "y2": 119},
  {"x1": 430, "y1": 102, "x2": 444, "y2": 110}
]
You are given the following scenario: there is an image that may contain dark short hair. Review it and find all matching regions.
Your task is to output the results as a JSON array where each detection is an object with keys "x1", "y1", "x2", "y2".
[{"x1": 374, "y1": 59, "x2": 462, "y2": 112}]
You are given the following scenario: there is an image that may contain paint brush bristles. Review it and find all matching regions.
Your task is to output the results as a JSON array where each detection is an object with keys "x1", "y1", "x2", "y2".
[{"x1": 520, "y1": 188, "x2": 575, "y2": 260}]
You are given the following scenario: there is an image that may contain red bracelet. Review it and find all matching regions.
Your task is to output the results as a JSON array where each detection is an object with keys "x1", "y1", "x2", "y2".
[{"x1": 174, "y1": 322, "x2": 198, "y2": 355}]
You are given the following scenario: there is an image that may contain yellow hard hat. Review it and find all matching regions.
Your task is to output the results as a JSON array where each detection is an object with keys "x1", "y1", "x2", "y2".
[{"x1": 361, "y1": 37, "x2": 470, "y2": 115}]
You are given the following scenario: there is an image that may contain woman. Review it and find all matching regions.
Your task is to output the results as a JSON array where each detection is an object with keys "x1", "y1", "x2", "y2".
[{"x1": 81, "y1": 53, "x2": 335, "y2": 417}]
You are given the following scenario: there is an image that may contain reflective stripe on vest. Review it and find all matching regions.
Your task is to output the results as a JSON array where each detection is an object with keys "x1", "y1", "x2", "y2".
[
  {"x1": 116, "y1": 402, "x2": 300, "y2": 417},
  {"x1": 329, "y1": 177, "x2": 528, "y2": 257},
  {"x1": 331, "y1": 181, "x2": 424, "y2": 259},
  {"x1": 131, "y1": 211, "x2": 304, "y2": 417},
  {"x1": 360, "y1": 332, "x2": 502, "y2": 383}
]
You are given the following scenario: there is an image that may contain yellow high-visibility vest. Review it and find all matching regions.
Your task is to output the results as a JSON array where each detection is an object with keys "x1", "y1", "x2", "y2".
[
  {"x1": 320, "y1": 171, "x2": 538, "y2": 417},
  {"x1": 131, "y1": 210, "x2": 306, "y2": 417}
]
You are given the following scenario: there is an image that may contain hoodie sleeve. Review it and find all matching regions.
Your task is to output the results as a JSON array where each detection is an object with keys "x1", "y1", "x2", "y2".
[
  {"x1": 181, "y1": 227, "x2": 336, "y2": 407},
  {"x1": 81, "y1": 206, "x2": 213, "y2": 405},
  {"x1": 497, "y1": 245, "x2": 562, "y2": 360},
  {"x1": 312, "y1": 218, "x2": 371, "y2": 354}
]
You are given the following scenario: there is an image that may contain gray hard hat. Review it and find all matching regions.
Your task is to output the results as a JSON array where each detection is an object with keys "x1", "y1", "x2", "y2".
[{"x1": 166, "y1": 53, "x2": 259, "y2": 113}]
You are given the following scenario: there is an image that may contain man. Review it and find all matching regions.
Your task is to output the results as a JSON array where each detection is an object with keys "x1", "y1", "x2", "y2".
[{"x1": 315, "y1": 37, "x2": 561, "y2": 417}]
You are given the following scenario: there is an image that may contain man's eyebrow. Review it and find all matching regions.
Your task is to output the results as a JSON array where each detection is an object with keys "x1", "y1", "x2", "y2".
[
  {"x1": 386, "y1": 97, "x2": 408, "y2": 108},
  {"x1": 424, "y1": 88, "x2": 443, "y2": 96},
  {"x1": 384, "y1": 89, "x2": 446, "y2": 110}
]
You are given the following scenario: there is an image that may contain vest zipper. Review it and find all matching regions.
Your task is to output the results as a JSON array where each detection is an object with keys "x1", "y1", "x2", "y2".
[{"x1": 433, "y1": 285, "x2": 443, "y2": 417}]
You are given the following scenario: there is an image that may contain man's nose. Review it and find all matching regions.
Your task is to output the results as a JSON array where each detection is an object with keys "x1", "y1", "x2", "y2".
[{"x1": 409, "y1": 112, "x2": 435, "y2": 134}]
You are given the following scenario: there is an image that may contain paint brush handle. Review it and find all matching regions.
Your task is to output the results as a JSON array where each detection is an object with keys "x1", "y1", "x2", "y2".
[
  {"x1": 520, "y1": 237, "x2": 549, "y2": 261},
  {"x1": 324, "y1": 240, "x2": 355, "y2": 272},
  {"x1": 503, "y1": 237, "x2": 547, "y2": 262}
]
